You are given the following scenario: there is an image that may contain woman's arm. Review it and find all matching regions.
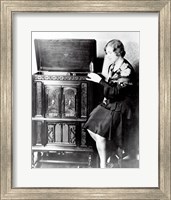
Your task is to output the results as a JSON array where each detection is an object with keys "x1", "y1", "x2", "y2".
[
  {"x1": 100, "y1": 79, "x2": 129, "y2": 99},
  {"x1": 86, "y1": 72, "x2": 132, "y2": 100}
]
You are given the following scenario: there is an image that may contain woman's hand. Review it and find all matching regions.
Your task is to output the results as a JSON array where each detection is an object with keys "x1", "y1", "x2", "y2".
[{"x1": 86, "y1": 73, "x2": 102, "y2": 83}]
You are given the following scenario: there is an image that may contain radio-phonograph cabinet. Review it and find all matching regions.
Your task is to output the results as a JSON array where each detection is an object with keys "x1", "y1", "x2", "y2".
[{"x1": 32, "y1": 39, "x2": 98, "y2": 168}]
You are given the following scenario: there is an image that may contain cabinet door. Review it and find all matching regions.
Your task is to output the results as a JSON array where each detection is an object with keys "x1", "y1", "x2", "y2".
[
  {"x1": 62, "y1": 86, "x2": 79, "y2": 118},
  {"x1": 45, "y1": 85, "x2": 62, "y2": 118},
  {"x1": 63, "y1": 123, "x2": 76, "y2": 145},
  {"x1": 47, "y1": 122, "x2": 77, "y2": 146}
]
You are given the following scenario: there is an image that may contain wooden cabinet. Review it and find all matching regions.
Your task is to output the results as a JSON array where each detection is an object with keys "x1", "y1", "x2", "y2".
[{"x1": 32, "y1": 39, "x2": 98, "y2": 168}]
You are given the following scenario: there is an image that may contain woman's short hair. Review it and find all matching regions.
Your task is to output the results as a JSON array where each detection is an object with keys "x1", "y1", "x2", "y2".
[{"x1": 104, "y1": 39, "x2": 126, "y2": 57}]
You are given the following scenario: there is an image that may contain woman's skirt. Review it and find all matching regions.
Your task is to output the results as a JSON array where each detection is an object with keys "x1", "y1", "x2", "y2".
[{"x1": 84, "y1": 101, "x2": 132, "y2": 147}]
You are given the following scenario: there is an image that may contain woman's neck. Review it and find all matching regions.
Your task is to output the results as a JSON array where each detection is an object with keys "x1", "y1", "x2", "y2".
[{"x1": 114, "y1": 56, "x2": 124, "y2": 66}]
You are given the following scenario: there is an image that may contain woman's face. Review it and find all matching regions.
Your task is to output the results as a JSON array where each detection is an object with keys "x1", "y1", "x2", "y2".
[{"x1": 105, "y1": 45, "x2": 119, "y2": 64}]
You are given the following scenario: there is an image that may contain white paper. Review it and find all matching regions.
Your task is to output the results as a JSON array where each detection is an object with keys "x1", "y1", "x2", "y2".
[{"x1": 12, "y1": 12, "x2": 158, "y2": 187}]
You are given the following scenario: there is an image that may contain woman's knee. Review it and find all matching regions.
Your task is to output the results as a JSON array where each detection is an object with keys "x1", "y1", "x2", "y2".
[
  {"x1": 96, "y1": 134, "x2": 106, "y2": 142},
  {"x1": 96, "y1": 135, "x2": 106, "y2": 149},
  {"x1": 87, "y1": 129, "x2": 97, "y2": 141},
  {"x1": 87, "y1": 129, "x2": 106, "y2": 147}
]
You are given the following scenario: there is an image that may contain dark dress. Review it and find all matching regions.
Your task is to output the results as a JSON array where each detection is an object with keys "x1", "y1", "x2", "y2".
[{"x1": 84, "y1": 59, "x2": 135, "y2": 148}]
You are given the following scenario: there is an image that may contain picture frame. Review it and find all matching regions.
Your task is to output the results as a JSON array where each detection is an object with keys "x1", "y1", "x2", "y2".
[{"x1": 0, "y1": 0, "x2": 170, "y2": 199}]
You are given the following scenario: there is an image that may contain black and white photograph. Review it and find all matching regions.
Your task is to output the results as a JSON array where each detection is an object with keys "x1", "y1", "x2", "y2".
[
  {"x1": 32, "y1": 32, "x2": 139, "y2": 169},
  {"x1": 1, "y1": 1, "x2": 171, "y2": 198}
]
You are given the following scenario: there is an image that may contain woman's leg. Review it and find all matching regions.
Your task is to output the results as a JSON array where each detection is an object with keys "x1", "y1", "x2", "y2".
[
  {"x1": 87, "y1": 129, "x2": 96, "y2": 141},
  {"x1": 87, "y1": 129, "x2": 107, "y2": 168},
  {"x1": 96, "y1": 134, "x2": 106, "y2": 168}
]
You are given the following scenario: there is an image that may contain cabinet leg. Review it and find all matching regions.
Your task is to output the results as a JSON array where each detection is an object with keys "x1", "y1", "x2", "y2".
[
  {"x1": 88, "y1": 153, "x2": 92, "y2": 168},
  {"x1": 32, "y1": 151, "x2": 42, "y2": 168},
  {"x1": 32, "y1": 151, "x2": 38, "y2": 168}
]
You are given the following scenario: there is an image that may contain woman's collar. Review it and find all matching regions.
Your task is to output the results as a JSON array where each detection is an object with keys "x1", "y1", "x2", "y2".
[{"x1": 113, "y1": 57, "x2": 124, "y2": 72}]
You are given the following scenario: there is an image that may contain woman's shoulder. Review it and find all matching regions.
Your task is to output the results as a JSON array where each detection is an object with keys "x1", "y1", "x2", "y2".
[
  {"x1": 121, "y1": 59, "x2": 133, "y2": 69},
  {"x1": 119, "y1": 59, "x2": 134, "y2": 76}
]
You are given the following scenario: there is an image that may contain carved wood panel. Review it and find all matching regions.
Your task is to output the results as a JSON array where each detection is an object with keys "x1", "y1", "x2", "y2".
[
  {"x1": 62, "y1": 87, "x2": 78, "y2": 118},
  {"x1": 47, "y1": 122, "x2": 76, "y2": 145},
  {"x1": 45, "y1": 86, "x2": 61, "y2": 118}
]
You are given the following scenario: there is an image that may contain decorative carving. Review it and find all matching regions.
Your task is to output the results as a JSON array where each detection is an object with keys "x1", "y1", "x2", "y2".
[
  {"x1": 48, "y1": 124, "x2": 55, "y2": 143},
  {"x1": 47, "y1": 123, "x2": 76, "y2": 144},
  {"x1": 63, "y1": 87, "x2": 77, "y2": 118},
  {"x1": 34, "y1": 75, "x2": 86, "y2": 81},
  {"x1": 69, "y1": 124, "x2": 76, "y2": 144},
  {"x1": 45, "y1": 86, "x2": 61, "y2": 118},
  {"x1": 81, "y1": 83, "x2": 87, "y2": 117}
]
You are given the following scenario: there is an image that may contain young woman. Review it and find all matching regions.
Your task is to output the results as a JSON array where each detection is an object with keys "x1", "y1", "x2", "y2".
[{"x1": 84, "y1": 39, "x2": 135, "y2": 168}]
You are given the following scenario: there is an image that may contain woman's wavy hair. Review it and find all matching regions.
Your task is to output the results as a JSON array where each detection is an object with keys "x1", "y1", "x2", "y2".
[{"x1": 104, "y1": 39, "x2": 126, "y2": 57}]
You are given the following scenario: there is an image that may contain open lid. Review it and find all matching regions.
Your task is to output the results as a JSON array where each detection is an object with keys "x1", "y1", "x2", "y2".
[{"x1": 34, "y1": 39, "x2": 96, "y2": 72}]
